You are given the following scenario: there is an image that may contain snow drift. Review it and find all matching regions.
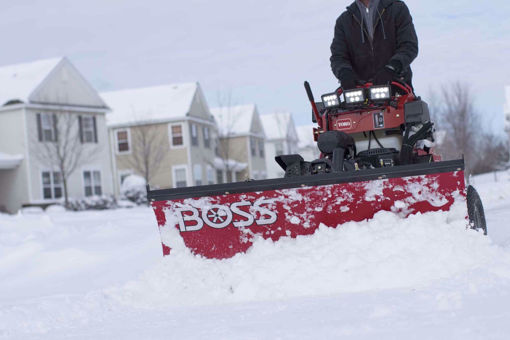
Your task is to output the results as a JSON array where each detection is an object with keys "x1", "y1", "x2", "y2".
[{"x1": 108, "y1": 203, "x2": 509, "y2": 308}]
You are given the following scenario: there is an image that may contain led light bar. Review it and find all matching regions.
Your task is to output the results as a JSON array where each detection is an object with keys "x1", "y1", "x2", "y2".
[
  {"x1": 321, "y1": 93, "x2": 340, "y2": 108},
  {"x1": 344, "y1": 89, "x2": 365, "y2": 105},
  {"x1": 369, "y1": 86, "x2": 391, "y2": 101}
]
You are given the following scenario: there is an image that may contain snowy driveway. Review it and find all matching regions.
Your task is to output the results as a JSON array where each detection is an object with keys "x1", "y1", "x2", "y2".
[{"x1": 1, "y1": 173, "x2": 509, "y2": 339}]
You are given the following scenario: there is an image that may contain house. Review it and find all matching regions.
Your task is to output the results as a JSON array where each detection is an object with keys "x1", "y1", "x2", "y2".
[
  {"x1": 260, "y1": 112, "x2": 299, "y2": 179},
  {"x1": 296, "y1": 125, "x2": 320, "y2": 162},
  {"x1": 0, "y1": 57, "x2": 113, "y2": 213},
  {"x1": 210, "y1": 104, "x2": 267, "y2": 182},
  {"x1": 102, "y1": 83, "x2": 218, "y2": 193}
]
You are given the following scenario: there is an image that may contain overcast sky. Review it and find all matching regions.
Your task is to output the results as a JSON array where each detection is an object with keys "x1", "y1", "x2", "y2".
[{"x1": 1, "y1": 0, "x2": 509, "y2": 133}]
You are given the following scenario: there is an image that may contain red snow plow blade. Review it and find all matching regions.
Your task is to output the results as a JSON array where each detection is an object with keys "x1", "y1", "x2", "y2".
[{"x1": 148, "y1": 160, "x2": 466, "y2": 259}]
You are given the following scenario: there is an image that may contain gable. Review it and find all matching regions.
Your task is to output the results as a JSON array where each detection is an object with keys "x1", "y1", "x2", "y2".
[
  {"x1": 188, "y1": 83, "x2": 212, "y2": 121},
  {"x1": 29, "y1": 59, "x2": 107, "y2": 108},
  {"x1": 261, "y1": 112, "x2": 292, "y2": 140},
  {"x1": 287, "y1": 116, "x2": 299, "y2": 142},
  {"x1": 250, "y1": 107, "x2": 265, "y2": 136}
]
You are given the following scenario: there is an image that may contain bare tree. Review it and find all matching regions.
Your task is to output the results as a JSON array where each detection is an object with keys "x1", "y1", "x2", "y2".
[
  {"x1": 430, "y1": 81, "x2": 509, "y2": 177},
  {"x1": 34, "y1": 112, "x2": 100, "y2": 207},
  {"x1": 124, "y1": 124, "x2": 167, "y2": 185},
  {"x1": 214, "y1": 91, "x2": 243, "y2": 183}
]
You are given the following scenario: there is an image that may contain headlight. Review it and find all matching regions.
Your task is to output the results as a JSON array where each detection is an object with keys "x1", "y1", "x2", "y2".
[
  {"x1": 369, "y1": 86, "x2": 391, "y2": 101},
  {"x1": 344, "y1": 89, "x2": 365, "y2": 105},
  {"x1": 321, "y1": 93, "x2": 340, "y2": 108}
]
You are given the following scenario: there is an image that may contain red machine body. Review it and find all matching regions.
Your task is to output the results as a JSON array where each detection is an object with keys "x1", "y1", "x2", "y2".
[{"x1": 150, "y1": 164, "x2": 465, "y2": 259}]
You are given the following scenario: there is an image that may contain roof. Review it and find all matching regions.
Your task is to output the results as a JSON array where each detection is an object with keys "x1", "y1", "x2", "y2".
[
  {"x1": 102, "y1": 83, "x2": 198, "y2": 127},
  {"x1": 210, "y1": 104, "x2": 257, "y2": 136},
  {"x1": 0, "y1": 57, "x2": 62, "y2": 106},
  {"x1": 260, "y1": 112, "x2": 293, "y2": 140},
  {"x1": 296, "y1": 125, "x2": 316, "y2": 149},
  {"x1": 213, "y1": 157, "x2": 247, "y2": 172},
  {"x1": 0, "y1": 152, "x2": 23, "y2": 169}
]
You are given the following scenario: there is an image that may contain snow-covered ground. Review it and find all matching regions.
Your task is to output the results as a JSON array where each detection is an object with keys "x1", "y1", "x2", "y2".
[{"x1": 1, "y1": 172, "x2": 510, "y2": 339}]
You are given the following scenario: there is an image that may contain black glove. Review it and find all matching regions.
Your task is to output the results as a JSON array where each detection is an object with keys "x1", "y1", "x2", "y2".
[
  {"x1": 339, "y1": 69, "x2": 359, "y2": 90},
  {"x1": 375, "y1": 60, "x2": 404, "y2": 85},
  {"x1": 374, "y1": 66, "x2": 397, "y2": 85}
]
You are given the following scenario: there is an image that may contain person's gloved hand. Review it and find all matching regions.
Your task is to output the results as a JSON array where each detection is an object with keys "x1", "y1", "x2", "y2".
[
  {"x1": 340, "y1": 69, "x2": 359, "y2": 90},
  {"x1": 374, "y1": 67, "x2": 396, "y2": 85},
  {"x1": 374, "y1": 60, "x2": 403, "y2": 85}
]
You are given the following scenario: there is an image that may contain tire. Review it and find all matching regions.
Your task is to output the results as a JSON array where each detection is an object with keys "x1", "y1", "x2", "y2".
[{"x1": 467, "y1": 185, "x2": 487, "y2": 235}]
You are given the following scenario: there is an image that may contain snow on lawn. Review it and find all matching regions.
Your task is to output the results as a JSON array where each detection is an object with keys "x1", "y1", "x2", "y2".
[{"x1": 0, "y1": 175, "x2": 510, "y2": 339}]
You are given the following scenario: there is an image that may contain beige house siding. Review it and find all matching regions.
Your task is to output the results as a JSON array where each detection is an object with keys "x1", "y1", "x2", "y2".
[{"x1": 112, "y1": 121, "x2": 189, "y2": 191}]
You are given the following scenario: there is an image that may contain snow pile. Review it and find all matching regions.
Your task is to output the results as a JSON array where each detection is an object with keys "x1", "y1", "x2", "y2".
[
  {"x1": 121, "y1": 175, "x2": 147, "y2": 204},
  {"x1": 108, "y1": 204, "x2": 510, "y2": 309}
]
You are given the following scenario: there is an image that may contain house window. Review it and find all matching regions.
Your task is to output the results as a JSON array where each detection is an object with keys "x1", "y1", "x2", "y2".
[
  {"x1": 207, "y1": 166, "x2": 215, "y2": 185},
  {"x1": 258, "y1": 140, "x2": 265, "y2": 158},
  {"x1": 250, "y1": 137, "x2": 257, "y2": 156},
  {"x1": 37, "y1": 113, "x2": 57, "y2": 142},
  {"x1": 41, "y1": 171, "x2": 62, "y2": 199},
  {"x1": 80, "y1": 116, "x2": 97, "y2": 143},
  {"x1": 174, "y1": 167, "x2": 187, "y2": 188},
  {"x1": 116, "y1": 130, "x2": 130, "y2": 153},
  {"x1": 171, "y1": 124, "x2": 183, "y2": 147},
  {"x1": 190, "y1": 124, "x2": 198, "y2": 146},
  {"x1": 275, "y1": 142, "x2": 284, "y2": 156},
  {"x1": 193, "y1": 164, "x2": 202, "y2": 186},
  {"x1": 83, "y1": 170, "x2": 102, "y2": 197},
  {"x1": 203, "y1": 127, "x2": 210, "y2": 148},
  {"x1": 216, "y1": 170, "x2": 224, "y2": 184}
]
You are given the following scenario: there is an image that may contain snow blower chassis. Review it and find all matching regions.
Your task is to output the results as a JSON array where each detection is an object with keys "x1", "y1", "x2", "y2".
[{"x1": 148, "y1": 159, "x2": 468, "y2": 259}]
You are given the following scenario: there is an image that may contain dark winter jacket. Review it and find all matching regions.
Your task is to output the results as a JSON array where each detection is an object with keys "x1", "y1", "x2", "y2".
[{"x1": 330, "y1": 0, "x2": 418, "y2": 87}]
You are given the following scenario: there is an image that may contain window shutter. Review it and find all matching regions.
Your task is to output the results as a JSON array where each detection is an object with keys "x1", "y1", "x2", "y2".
[
  {"x1": 36, "y1": 113, "x2": 43, "y2": 142},
  {"x1": 52, "y1": 114, "x2": 58, "y2": 142},
  {"x1": 78, "y1": 116, "x2": 84, "y2": 143},
  {"x1": 92, "y1": 116, "x2": 98, "y2": 143}
]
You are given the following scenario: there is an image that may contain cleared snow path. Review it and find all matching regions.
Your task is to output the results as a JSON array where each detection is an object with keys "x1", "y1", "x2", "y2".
[{"x1": 1, "y1": 174, "x2": 510, "y2": 339}]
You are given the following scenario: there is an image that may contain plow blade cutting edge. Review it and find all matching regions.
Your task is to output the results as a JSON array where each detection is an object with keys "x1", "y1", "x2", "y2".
[{"x1": 148, "y1": 159, "x2": 467, "y2": 259}]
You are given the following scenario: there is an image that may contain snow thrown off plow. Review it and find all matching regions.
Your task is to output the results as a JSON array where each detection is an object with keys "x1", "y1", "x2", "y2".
[{"x1": 110, "y1": 203, "x2": 507, "y2": 309}]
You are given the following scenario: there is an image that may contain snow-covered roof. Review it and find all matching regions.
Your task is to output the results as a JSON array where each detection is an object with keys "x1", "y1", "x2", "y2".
[
  {"x1": 296, "y1": 125, "x2": 316, "y2": 149},
  {"x1": 102, "y1": 83, "x2": 198, "y2": 127},
  {"x1": 210, "y1": 104, "x2": 257, "y2": 136},
  {"x1": 0, "y1": 152, "x2": 23, "y2": 169},
  {"x1": 0, "y1": 57, "x2": 62, "y2": 106},
  {"x1": 260, "y1": 112, "x2": 293, "y2": 140},
  {"x1": 213, "y1": 157, "x2": 247, "y2": 172}
]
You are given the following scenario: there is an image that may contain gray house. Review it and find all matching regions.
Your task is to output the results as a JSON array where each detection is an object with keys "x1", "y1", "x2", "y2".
[
  {"x1": 0, "y1": 57, "x2": 113, "y2": 213},
  {"x1": 260, "y1": 112, "x2": 299, "y2": 179}
]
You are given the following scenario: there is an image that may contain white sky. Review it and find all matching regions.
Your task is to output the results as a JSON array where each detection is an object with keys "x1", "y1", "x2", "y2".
[{"x1": 1, "y1": 0, "x2": 508, "y2": 133}]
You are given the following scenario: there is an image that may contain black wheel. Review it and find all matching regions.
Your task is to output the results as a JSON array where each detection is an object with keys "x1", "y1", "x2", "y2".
[{"x1": 467, "y1": 185, "x2": 487, "y2": 235}]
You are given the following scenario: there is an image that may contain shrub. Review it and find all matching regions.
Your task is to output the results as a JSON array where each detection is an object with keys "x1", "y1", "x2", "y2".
[{"x1": 121, "y1": 175, "x2": 147, "y2": 205}]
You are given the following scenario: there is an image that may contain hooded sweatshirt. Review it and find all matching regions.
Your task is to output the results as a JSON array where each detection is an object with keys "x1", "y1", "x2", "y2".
[
  {"x1": 355, "y1": 0, "x2": 381, "y2": 40},
  {"x1": 330, "y1": 0, "x2": 418, "y2": 86}
]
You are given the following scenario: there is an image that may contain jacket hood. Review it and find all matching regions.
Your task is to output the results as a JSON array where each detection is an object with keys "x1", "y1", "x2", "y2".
[{"x1": 346, "y1": 0, "x2": 400, "y2": 19}]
